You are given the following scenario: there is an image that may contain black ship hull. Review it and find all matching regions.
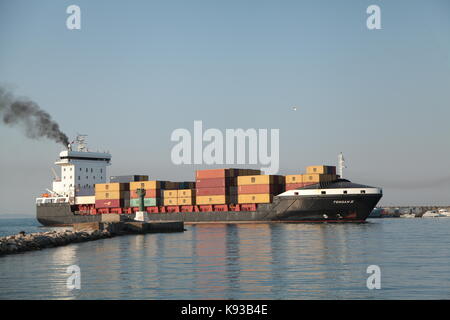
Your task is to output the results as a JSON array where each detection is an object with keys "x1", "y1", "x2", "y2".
[{"x1": 36, "y1": 193, "x2": 382, "y2": 226}]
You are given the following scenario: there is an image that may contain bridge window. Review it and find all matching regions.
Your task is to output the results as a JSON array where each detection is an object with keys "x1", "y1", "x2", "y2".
[
  {"x1": 294, "y1": 192, "x2": 299, "y2": 195},
  {"x1": 321, "y1": 191, "x2": 326, "y2": 194},
  {"x1": 361, "y1": 190, "x2": 366, "y2": 194},
  {"x1": 343, "y1": 190, "x2": 348, "y2": 194}
]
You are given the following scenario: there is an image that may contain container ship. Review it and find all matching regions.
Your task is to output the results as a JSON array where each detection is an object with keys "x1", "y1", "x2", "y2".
[{"x1": 36, "y1": 136, "x2": 382, "y2": 226}]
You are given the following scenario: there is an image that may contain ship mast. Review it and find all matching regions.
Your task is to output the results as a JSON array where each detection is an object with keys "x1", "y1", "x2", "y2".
[{"x1": 338, "y1": 152, "x2": 346, "y2": 178}]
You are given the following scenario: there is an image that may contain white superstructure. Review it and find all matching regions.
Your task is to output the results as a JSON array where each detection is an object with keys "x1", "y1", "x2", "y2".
[{"x1": 36, "y1": 135, "x2": 111, "y2": 204}]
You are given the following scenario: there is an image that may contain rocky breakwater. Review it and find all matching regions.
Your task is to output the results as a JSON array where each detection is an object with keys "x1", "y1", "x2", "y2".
[
  {"x1": 0, "y1": 220, "x2": 185, "y2": 256},
  {"x1": 0, "y1": 229, "x2": 113, "y2": 256}
]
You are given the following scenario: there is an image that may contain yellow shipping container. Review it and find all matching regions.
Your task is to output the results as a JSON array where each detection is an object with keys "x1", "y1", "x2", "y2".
[
  {"x1": 129, "y1": 180, "x2": 161, "y2": 190},
  {"x1": 95, "y1": 191, "x2": 126, "y2": 200},
  {"x1": 163, "y1": 190, "x2": 178, "y2": 198},
  {"x1": 163, "y1": 198, "x2": 178, "y2": 206},
  {"x1": 302, "y1": 174, "x2": 336, "y2": 183},
  {"x1": 196, "y1": 195, "x2": 228, "y2": 205},
  {"x1": 238, "y1": 194, "x2": 273, "y2": 204},
  {"x1": 237, "y1": 175, "x2": 283, "y2": 185},
  {"x1": 306, "y1": 165, "x2": 335, "y2": 174},
  {"x1": 178, "y1": 197, "x2": 195, "y2": 205},
  {"x1": 177, "y1": 189, "x2": 195, "y2": 198},
  {"x1": 285, "y1": 174, "x2": 303, "y2": 184},
  {"x1": 95, "y1": 183, "x2": 128, "y2": 192}
]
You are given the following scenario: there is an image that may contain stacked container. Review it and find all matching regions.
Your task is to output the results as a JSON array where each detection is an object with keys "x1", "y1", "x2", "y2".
[
  {"x1": 285, "y1": 165, "x2": 338, "y2": 191},
  {"x1": 237, "y1": 175, "x2": 285, "y2": 204},
  {"x1": 178, "y1": 189, "x2": 196, "y2": 205},
  {"x1": 306, "y1": 165, "x2": 336, "y2": 175},
  {"x1": 95, "y1": 183, "x2": 129, "y2": 208},
  {"x1": 163, "y1": 189, "x2": 178, "y2": 206},
  {"x1": 129, "y1": 180, "x2": 162, "y2": 207},
  {"x1": 302, "y1": 173, "x2": 336, "y2": 186},
  {"x1": 285, "y1": 174, "x2": 305, "y2": 191},
  {"x1": 195, "y1": 169, "x2": 260, "y2": 205}
]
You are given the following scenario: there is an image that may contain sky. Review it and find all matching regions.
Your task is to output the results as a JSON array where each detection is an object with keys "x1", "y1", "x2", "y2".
[{"x1": 1, "y1": 0, "x2": 450, "y2": 215}]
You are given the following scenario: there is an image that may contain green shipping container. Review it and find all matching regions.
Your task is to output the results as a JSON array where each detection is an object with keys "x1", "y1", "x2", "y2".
[{"x1": 130, "y1": 198, "x2": 160, "y2": 207}]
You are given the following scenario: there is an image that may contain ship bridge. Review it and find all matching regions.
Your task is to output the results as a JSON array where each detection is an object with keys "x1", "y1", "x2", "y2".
[{"x1": 37, "y1": 135, "x2": 112, "y2": 203}]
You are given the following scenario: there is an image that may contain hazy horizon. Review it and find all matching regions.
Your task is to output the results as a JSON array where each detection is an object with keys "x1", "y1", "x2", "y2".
[{"x1": 1, "y1": 0, "x2": 450, "y2": 215}]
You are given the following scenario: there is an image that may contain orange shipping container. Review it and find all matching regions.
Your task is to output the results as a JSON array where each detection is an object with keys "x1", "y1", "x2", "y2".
[
  {"x1": 95, "y1": 183, "x2": 129, "y2": 192},
  {"x1": 302, "y1": 174, "x2": 336, "y2": 183},
  {"x1": 177, "y1": 189, "x2": 195, "y2": 198},
  {"x1": 163, "y1": 198, "x2": 178, "y2": 206},
  {"x1": 285, "y1": 174, "x2": 303, "y2": 184},
  {"x1": 306, "y1": 165, "x2": 336, "y2": 175},
  {"x1": 129, "y1": 180, "x2": 161, "y2": 190},
  {"x1": 196, "y1": 195, "x2": 228, "y2": 205},
  {"x1": 163, "y1": 190, "x2": 178, "y2": 198},
  {"x1": 130, "y1": 189, "x2": 161, "y2": 199},
  {"x1": 237, "y1": 175, "x2": 284, "y2": 186},
  {"x1": 238, "y1": 194, "x2": 273, "y2": 204},
  {"x1": 95, "y1": 191, "x2": 128, "y2": 200},
  {"x1": 178, "y1": 197, "x2": 195, "y2": 205}
]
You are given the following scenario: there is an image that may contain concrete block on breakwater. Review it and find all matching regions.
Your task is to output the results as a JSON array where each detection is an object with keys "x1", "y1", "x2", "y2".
[{"x1": 0, "y1": 221, "x2": 184, "y2": 256}]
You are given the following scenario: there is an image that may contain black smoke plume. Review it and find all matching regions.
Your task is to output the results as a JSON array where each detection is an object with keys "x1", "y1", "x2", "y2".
[{"x1": 0, "y1": 87, "x2": 69, "y2": 146}]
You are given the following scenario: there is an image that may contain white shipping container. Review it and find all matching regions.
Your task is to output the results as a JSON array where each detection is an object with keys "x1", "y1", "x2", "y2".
[{"x1": 75, "y1": 196, "x2": 96, "y2": 205}]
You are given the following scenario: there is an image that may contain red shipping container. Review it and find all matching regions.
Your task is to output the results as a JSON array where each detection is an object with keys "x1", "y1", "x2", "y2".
[
  {"x1": 196, "y1": 169, "x2": 236, "y2": 179},
  {"x1": 196, "y1": 177, "x2": 237, "y2": 188},
  {"x1": 196, "y1": 187, "x2": 228, "y2": 196},
  {"x1": 285, "y1": 183, "x2": 306, "y2": 191},
  {"x1": 130, "y1": 189, "x2": 161, "y2": 199},
  {"x1": 238, "y1": 184, "x2": 283, "y2": 194},
  {"x1": 95, "y1": 199, "x2": 122, "y2": 208}
]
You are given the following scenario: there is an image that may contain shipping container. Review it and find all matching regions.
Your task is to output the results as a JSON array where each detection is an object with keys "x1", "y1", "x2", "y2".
[
  {"x1": 285, "y1": 183, "x2": 306, "y2": 191},
  {"x1": 196, "y1": 169, "x2": 235, "y2": 179},
  {"x1": 196, "y1": 177, "x2": 237, "y2": 188},
  {"x1": 285, "y1": 174, "x2": 303, "y2": 184},
  {"x1": 238, "y1": 194, "x2": 273, "y2": 204},
  {"x1": 237, "y1": 175, "x2": 284, "y2": 185},
  {"x1": 163, "y1": 198, "x2": 178, "y2": 206},
  {"x1": 178, "y1": 197, "x2": 195, "y2": 205},
  {"x1": 74, "y1": 196, "x2": 96, "y2": 205},
  {"x1": 177, "y1": 189, "x2": 195, "y2": 197},
  {"x1": 238, "y1": 184, "x2": 283, "y2": 195},
  {"x1": 196, "y1": 195, "x2": 229, "y2": 205},
  {"x1": 110, "y1": 175, "x2": 149, "y2": 183},
  {"x1": 95, "y1": 191, "x2": 128, "y2": 200},
  {"x1": 95, "y1": 199, "x2": 123, "y2": 208},
  {"x1": 174, "y1": 182, "x2": 196, "y2": 189},
  {"x1": 302, "y1": 174, "x2": 337, "y2": 183},
  {"x1": 130, "y1": 198, "x2": 160, "y2": 207},
  {"x1": 95, "y1": 183, "x2": 129, "y2": 192},
  {"x1": 130, "y1": 189, "x2": 161, "y2": 199},
  {"x1": 196, "y1": 187, "x2": 227, "y2": 196},
  {"x1": 164, "y1": 181, "x2": 178, "y2": 189},
  {"x1": 163, "y1": 189, "x2": 178, "y2": 198},
  {"x1": 306, "y1": 165, "x2": 336, "y2": 175},
  {"x1": 129, "y1": 180, "x2": 162, "y2": 191}
]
